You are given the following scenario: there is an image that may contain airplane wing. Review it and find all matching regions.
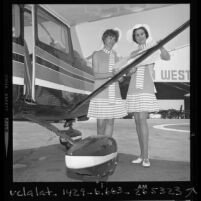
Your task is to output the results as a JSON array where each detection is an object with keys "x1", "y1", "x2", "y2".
[{"x1": 42, "y1": 4, "x2": 175, "y2": 26}]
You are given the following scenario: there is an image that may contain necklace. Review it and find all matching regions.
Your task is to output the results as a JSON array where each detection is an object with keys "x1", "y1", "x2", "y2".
[{"x1": 102, "y1": 48, "x2": 112, "y2": 54}]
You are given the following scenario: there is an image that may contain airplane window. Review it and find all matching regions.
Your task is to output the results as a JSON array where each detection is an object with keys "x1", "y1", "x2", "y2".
[
  {"x1": 37, "y1": 8, "x2": 69, "y2": 54},
  {"x1": 12, "y1": 5, "x2": 20, "y2": 38}
]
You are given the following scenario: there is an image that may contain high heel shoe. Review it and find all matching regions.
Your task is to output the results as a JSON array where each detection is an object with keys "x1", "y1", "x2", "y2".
[
  {"x1": 131, "y1": 157, "x2": 143, "y2": 164},
  {"x1": 142, "y1": 158, "x2": 151, "y2": 167}
]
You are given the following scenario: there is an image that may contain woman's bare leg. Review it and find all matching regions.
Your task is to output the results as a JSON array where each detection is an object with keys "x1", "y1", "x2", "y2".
[
  {"x1": 97, "y1": 119, "x2": 106, "y2": 135},
  {"x1": 104, "y1": 119, "x2": 114, "y2": 137},
  {"x1": 134, "y1": 112, "x2": 144, "y2": 158},
  {"x1": 137, "y1": 112, "x2": 149, "y2": 159}
]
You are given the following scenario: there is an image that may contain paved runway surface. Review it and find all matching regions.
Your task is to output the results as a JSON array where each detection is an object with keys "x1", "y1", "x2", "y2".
[{"x1": 13, "y1": 119, "x2": 190, "y2": 182}]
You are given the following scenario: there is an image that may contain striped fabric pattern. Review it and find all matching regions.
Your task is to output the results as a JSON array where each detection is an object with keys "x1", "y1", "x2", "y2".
[
  {"x1": 148, "y1": 66, "x2": 157, "y2": 93},
  {"x1": 136, "y1": 66, "x2": 145, "y2": 89},
  {"x1": 138, "y1": 40, "x2": 156, "y2": 51},
  {"x1": 135, "y1": 41, "x2": 156, "y2": 90},
  {"x1": 103, "y1": 48, "x2": 116, "y2": 104},
  {"x1": 108, "y1": 52, "x2": 115, "y2": 104},
  {"x1": 126, "y1": 40, "x2": 159, "y2": 113},
  {"x1": 126, "y1": 93, "x2": 159, "y2": 113},
  {"x1": 88, "y1": 98, "x2": 127, "y2": 119},
  {"x1": 88, "y1": 48, "x2": 127, "y2": 119}
]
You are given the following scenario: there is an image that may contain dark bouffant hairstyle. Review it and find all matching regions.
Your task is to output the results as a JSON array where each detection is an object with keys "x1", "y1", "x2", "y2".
[
  {"x1": 132, "y1": 27, "x2": 149, "y2": 43},
  {"x1": 102, "y1": 29, "x2": 119, "y2": 44}
]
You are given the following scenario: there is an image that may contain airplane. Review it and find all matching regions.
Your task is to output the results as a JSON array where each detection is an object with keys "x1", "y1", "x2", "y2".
[{"x1": 11, "y1": 4, "x2": 190, "y2": 181}]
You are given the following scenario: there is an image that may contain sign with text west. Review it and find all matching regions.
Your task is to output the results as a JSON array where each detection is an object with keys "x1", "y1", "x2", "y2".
[{"x1": 153, "y1": 44, "x2": 190, "y2": 82}]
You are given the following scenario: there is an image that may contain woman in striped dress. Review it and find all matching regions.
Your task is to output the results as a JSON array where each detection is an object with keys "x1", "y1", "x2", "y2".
[
  {"x1": 87, "y1": 29, "x2": 127, "y2": 137},
  {"x1": 126, "y1": 24, "x2": 170, "y2": 167}
]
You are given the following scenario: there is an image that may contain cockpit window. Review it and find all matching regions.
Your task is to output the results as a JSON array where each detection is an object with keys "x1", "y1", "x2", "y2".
[
  {"x1": 37, "y1": 7, "x2": 69, "y2": 54},
  {"x1": 12, "y1": 5, "x2": 20, "y2": 38}
]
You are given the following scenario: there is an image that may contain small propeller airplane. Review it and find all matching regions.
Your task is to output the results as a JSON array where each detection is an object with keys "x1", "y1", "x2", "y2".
[{"x1": 11, "y1": 4, "x2": 189, "y2": 180}]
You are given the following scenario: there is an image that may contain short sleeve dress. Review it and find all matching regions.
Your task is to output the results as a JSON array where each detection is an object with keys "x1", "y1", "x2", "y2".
[
  {"x1": 87, "y1": 48, "x2": 127, "y2": 119},
  {"x1": 126, "y1": 44, "x2": 160, "y2": 113}
]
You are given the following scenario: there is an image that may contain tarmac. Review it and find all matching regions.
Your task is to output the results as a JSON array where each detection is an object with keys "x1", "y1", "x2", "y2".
[{"x1": 13, "y1": 119, "x2": 190, "y2": 182}]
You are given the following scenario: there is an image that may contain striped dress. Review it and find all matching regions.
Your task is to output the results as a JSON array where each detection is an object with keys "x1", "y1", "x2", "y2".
[
  {"x1": 87, "y1": 48, "x2": 127, "y2": 119},
  {"x1": 126, "y1": 43, "x2": 160, "y2": 113}
]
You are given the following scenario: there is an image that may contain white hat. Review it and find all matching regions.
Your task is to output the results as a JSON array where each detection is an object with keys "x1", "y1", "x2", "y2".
[{"x1": 126, "y1": 24, "x2": 153, "y2": 44}]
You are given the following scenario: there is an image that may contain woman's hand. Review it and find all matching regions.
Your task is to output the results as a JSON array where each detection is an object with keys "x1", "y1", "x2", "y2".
[
  {"x1": 160, "y1": 47, "x2": 170, "y2": 61},
  {"x1": 157, "y1": 40, "x2": 171, "y2": 60},
  {"x1": 112, "y1": 68, "x2": 119, "y2": 75},
  {"x1": 127, "y1": 67, "x2": 137, "y2": 76},
  {"x1": 118, "y1": 76, "x2": 124, "y2": 83},
  {"x1": 129, "y1": 50, "x2": 140, "y2": 59}
]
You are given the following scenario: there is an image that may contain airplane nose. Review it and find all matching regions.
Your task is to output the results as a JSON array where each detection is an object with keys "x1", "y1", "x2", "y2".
[{"x1": 65, "y1": 135, "x2": 118, "y2": 181}]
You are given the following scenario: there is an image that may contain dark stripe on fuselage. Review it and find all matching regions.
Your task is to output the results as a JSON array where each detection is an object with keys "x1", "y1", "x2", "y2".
[
  {"x1": 36, "y1": 56, "x2": 94, "y2": 84},
  {"x1": 13, "y1": 53, "x2": 24, "y2": 63},
  {"x1": 12, "y1": 53, "x2": 94, "y2": 84}
]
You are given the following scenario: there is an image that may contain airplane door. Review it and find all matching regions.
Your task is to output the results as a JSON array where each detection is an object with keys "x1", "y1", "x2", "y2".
[{"x1": 23, "y1": 5, "x2": 36, "y2": 102}]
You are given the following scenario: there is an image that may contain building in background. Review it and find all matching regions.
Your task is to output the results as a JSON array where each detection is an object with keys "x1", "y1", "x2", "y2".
[{"x1": 154, "y1": 44, "x2": 190, "y2": 111}]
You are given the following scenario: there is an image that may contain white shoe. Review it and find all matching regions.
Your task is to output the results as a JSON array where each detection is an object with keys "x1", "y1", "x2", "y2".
[
  {"x1": 142, "y1": 159, "x2": 151, "y2": 167},
  {"x1": 131, "y1": 157, "x2": 143, "y2": 164}
]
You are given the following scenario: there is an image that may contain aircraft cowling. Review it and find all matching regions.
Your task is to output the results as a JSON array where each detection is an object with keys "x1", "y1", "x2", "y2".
[{"x1": 65, "y1": 135, "x2": 118, "y2": 181}]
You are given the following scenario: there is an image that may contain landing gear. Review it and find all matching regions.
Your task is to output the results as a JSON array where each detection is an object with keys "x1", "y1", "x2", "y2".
[
  {"x1": 21, "y1": 114, "x2": 76, "y2": 150},
  {"x1": 24, "y1": 98, "x2": 37, "y2": 105},
  {"x1": 59, "y1": 119, "x2": 82, "y2": 150}
]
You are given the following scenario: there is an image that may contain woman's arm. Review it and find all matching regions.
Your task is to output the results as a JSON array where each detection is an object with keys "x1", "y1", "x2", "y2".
[
  {"x1": 129, "y1": 50, "x2": 140, "y2": 59},
  {"x1": 92, "y1": 53, "x2": 113, "y2": 80},
  {"x1": 112, "y1": 50, "x2": 140, "y2": 72},
  {"x1": 160, "y1": 46, "x2": 170, "y2": 60}
]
